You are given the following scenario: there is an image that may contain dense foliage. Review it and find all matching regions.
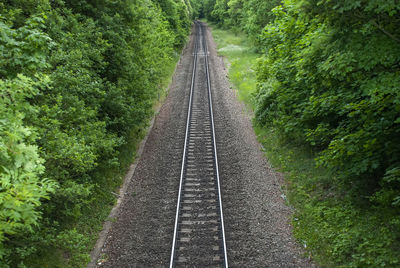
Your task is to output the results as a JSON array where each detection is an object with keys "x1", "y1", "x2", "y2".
[
  {"x1": 194, "y1": 0, "x2": 400, "y2": 266},
  {"x1": 255, "y1": 0, "x2": 400, "y2": 202},
  {"x1": 254, "y1": 2, "x2": 400, "y2": 264},
  {"x1": 0, "y1": 0, "x2": 190, "y2": 266}
]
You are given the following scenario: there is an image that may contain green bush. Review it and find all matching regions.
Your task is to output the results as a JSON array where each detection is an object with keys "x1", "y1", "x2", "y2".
[
  {"x1": 255, "y1": 0, "x2": 400, "y2": 200},
  {"x1": 0, "y1": 0, "x2": 191, "y2": 265},
  {"x1": 0, "y1": 18, "x2": 57, "y2": 265},
  {"x1": 252, "y1": 0, "x2": 400, "y2": 265}
]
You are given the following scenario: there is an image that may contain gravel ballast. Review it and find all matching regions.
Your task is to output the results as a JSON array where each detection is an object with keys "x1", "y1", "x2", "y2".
[{"x1": 93, "y1": 23, "x2": 314, "y2": 267}]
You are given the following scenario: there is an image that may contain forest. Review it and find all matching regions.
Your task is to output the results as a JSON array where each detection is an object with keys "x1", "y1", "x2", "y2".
[
  {"x1": 1, "y1": 0, "x2": 399, "y2": 266},
  {"x1": 192, "y1": 0, "x2": 400, "y2": 266},
  {"x1": 0, "y1": 0, "x2": 191, "y2": 266}
]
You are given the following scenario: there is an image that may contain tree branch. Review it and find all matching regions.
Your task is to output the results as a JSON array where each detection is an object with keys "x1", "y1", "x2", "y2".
[{"x1": 371, "y1": 20, "x2": 400, "y2": 45}]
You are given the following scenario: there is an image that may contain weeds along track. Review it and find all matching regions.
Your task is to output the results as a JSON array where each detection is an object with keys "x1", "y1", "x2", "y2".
[{"x1": 169, "y1": 21, "x2": 228, "y2": 268}]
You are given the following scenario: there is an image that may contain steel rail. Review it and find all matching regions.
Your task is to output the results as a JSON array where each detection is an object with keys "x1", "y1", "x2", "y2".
[
  {"x1": 202, "y1": 23, "x2": 229, "y2": 268},
  {"x1": 170, "y1": 21, "x2": 228, "y2": 267},
  {"x1": 169, "y1": 21, "x2": 199, "y2": 268}
]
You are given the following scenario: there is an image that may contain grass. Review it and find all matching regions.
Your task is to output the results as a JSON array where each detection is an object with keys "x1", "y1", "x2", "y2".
[
  {"x1": 208, "y1": 24, "x2": 400, "y2": 267},
  {"x1": 209, "y1": 25, "x2": 258, "y2": 107}
]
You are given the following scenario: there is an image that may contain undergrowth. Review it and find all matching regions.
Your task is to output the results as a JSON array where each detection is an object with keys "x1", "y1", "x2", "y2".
[
  {"x1": 209, "y1": 25, "x2": 258, "y2": 107},
  {"x1": 209, "y1": 24, "x2": 400, "y2": 267}
]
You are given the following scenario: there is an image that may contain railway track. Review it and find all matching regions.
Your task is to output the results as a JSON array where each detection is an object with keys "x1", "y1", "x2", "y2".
[{"x1": 169, "y1": 21, "x2": 228, "y2": 268}]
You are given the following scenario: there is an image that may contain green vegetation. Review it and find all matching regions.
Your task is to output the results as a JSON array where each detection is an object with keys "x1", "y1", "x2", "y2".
[
  {"x1": 2, "y1": 0, "x2": 399, "y2": 265},
  {"x1": 210, "y1": 26, "x2": 257, "y2": 105},
  {"x1": 0, "y1": 0, "x2": 191, "y2": 266},
  {"x1": 201, "y1": 0, "x2": 400, "y2": 266}
]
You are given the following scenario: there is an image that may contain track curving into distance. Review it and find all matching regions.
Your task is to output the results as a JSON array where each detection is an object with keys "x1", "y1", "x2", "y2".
[{"x1": 169, "y1": 21, "x2": 228, "y2": 268}]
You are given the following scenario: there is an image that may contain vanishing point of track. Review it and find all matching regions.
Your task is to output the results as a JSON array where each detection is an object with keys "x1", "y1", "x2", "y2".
[{"x1": 169, "y1": 21, "x2": 228, "y2": 268}]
